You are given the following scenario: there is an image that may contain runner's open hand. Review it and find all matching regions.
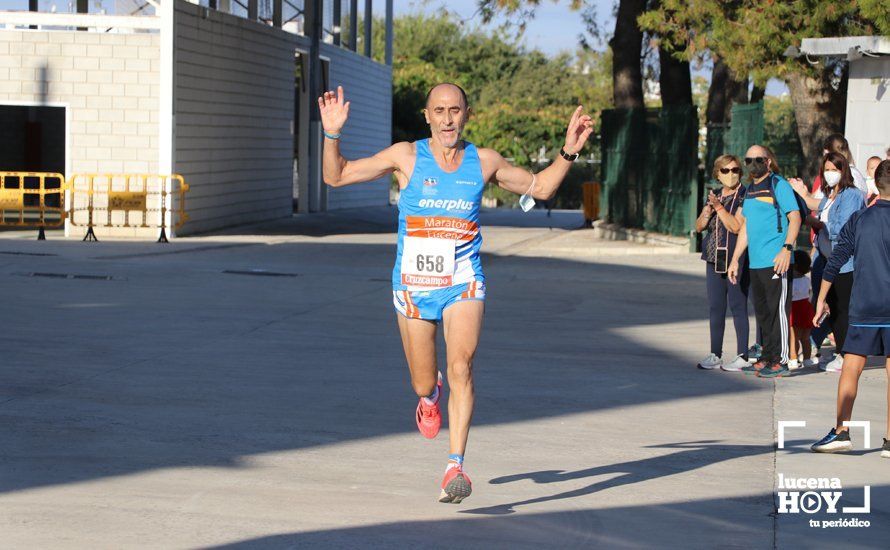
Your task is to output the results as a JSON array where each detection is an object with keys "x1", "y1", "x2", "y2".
[
  {"x1": 318, "y1": 85, "x2": 350, "y2": 134},
  {"x1": 563, "y1": 106, "x2": 594, "y2": 156}
]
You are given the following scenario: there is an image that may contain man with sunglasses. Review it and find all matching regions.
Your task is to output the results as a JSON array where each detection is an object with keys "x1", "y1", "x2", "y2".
[{"x1": 728, "y1": 145, "x2": 802, "y2": 378}]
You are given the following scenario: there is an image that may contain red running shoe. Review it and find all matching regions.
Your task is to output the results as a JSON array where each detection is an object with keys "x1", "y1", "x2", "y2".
[
  {"x1": 439, "y1": 465, "x2": 472, "y2": 503},
  {"x1": 415, "y1": 372, "x2": 443, "y2": 439}
]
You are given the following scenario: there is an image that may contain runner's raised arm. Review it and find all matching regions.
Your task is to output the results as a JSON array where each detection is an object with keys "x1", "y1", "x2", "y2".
[
  {"x1": 318, "y1": 86, "x2": 410, "y2": 187},
  {"x1": 479, "y1": 105, "x2": 594, "y2": 200}
]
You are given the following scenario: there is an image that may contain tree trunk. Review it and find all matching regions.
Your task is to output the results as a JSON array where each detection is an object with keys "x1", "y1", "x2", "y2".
[
  {"x1": 610, "y1": 0, "x2": 646, "y2": 109},
  {"x1": 706, "y1": 58, "x2": 732, "y2": 124},
  {"x1": 786, "y1": 70, "x2": 847, "y2": 183},
  {"x1": 658, "y1": 46, "x2": 692, "y2": 106},
  {"x1": 750, "y1": 84, "x2": 765, "y2": 104},
  {"x1": 706, "y1": 58, "x2": 748, "y2": 124}
]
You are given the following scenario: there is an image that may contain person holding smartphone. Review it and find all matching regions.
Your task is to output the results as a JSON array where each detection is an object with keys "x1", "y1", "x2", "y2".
[
  {"x1": 695, "y1": 155, "x2": 749, "y2": 371},
  {"x1": 727, "y1": 145, "x2": 803, "y2": 378}
]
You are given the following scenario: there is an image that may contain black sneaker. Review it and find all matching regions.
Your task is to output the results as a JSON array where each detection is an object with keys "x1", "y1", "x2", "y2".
[
  {"x1": 811, "y1": 428, "x2": 853, "y2": 453},
  {"x1": 882, "y1": 438, "x2": 890, "y2": 459}
]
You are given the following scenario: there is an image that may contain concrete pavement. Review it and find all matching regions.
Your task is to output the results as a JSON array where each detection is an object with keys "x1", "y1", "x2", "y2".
[{"x1": 0, "y1": 207, "x2": 887, "y2": 548}]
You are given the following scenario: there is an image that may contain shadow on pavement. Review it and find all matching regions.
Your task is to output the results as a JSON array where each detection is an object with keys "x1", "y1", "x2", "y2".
[
  {"x1": 463, "y1": 440, "x2": 771, "y2": 515},
  {"x1": 207, "y1": 493, "x2": 776, "y2": 549},
  {"x1": 1, "y1": 236, "x2": 768, "y2": 499}
]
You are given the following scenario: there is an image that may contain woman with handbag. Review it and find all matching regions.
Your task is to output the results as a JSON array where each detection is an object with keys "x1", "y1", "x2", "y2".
[{"x1": 695, "y1": 155, "x2": 749, "y2": 371}]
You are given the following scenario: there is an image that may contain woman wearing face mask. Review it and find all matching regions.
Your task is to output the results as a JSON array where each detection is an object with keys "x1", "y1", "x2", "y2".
[
  {"x1": 695, "y1": 155, "x2": 749, "y2": 371},
  {"x1": 823, "y1": 133, "x2": 869, "y2": 196},
  {"x1": 790, "y1": 152, "x2": 866, "y2": 372}
]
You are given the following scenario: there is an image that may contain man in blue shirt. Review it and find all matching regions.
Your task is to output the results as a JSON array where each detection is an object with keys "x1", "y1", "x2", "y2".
[
  {"x1": 728, "y1": 145, "x2": 802, "y2": 378},
  {"x1": 811, "y1": 160, "x2": 890, "y2": 457}
]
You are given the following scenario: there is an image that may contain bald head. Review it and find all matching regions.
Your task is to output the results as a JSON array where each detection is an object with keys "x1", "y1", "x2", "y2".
[
  {"x1": 425, "y1": 83, "x2": 468, "y2": 110},
  {"x1": 423, "y1": 83, "x2": 470, "y2": 149},
  {"x1": 744, "y1": 144, "x2": 773, "y2": 180},
  {"x1": 745, "y1": 145, "x2": 768, "y2": 158}
]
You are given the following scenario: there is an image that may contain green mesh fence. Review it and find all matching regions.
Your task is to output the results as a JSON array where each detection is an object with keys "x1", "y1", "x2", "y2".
[
  {"x1": 727, "y1": 101, "x2": 765, "y2": 160},
  {"x1": 600, "y1": 105, "x2": 699, "y2": 238},
  {"x1": 705, "y1": 123, "x2": 729, "y2": 175}
]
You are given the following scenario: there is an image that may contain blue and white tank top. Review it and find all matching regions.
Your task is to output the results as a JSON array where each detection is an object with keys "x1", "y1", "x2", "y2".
[{"x1": 392, "y1": 139, "x2": 485, "y2": 290}]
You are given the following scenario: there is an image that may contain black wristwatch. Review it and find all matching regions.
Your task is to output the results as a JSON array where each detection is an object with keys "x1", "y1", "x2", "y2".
[
  {"x1": 559, "y1": 148, "x2": 579, "y2": 162},
  {"x1": 783, "y1": 244, "x2": 794, "y2": 252}
]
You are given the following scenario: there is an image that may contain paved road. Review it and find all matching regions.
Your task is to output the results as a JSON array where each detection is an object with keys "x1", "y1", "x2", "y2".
[{"x1": 1, "y1": 208, "x2": 887, "y2": 548}]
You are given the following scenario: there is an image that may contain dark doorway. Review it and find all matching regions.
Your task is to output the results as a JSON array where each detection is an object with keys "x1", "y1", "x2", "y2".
[
  {"x1": 0, "y1": 104, "x2": 66, "y2": 175},
  {"x1": 0, "y1": 105, "x2": 66, "y2": 212}
]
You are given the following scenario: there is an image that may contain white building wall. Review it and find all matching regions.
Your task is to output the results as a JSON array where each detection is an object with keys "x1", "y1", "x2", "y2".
[
  {"x1": 0, "y1": 29, "x2": 160, "y2": 176},
  {"x1": 321, "y1": 43, "x2": 392, "y2": 210},
  {"x1": 173, "y1": 1, "x2": 295, "y2": 235},
  {"x1": 845, "y1": 56, "x2": 890, "y2": 167}
]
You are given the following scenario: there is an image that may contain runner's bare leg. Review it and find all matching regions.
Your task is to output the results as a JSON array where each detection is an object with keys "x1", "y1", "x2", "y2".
[
  {"x1": 442, "y1": 300, "x2": 484, "y2": 456},
  {"x1": 397, "y1": 315, "x2": 439, "y2": 397}
]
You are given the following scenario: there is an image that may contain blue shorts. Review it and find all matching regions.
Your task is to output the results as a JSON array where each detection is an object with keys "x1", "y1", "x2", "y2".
[
  {"x1": 393, "y1": 281, "x2": 485, "y2": 321},
  {"x1": 843, "y1": 326, "x2": 890, "y2": 357}
]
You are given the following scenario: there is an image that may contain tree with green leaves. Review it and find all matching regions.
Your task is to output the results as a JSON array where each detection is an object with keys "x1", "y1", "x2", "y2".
[
  {"x1": 639, "y1": 0, "x2": 890, "y2": 180},
  {"x1": 357, "y1": 12, "x2": 611, "y2": 206},
  {"x1": 372, "y1": 12, "x2": 611, "y2": 166},
  {"x1": 479, "y1": 0, "x2": 655, "y2": 108}
]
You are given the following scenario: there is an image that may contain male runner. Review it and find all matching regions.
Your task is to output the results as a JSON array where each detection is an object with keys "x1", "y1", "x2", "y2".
[{"x1": 318, "y1": 83, "x2": 593, "y2": 503}]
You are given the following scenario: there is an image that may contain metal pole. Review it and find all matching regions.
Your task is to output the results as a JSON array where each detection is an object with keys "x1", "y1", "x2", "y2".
[
  {"x1": 75, "y1": 0, "x2": 88, "y2": 31},
  {"x1": 363, "y1": 0, "x2": 372, "y2": 58},
  {"x1": 333, "y1": 0, "x2": 341, "y2": 45},
  {"x1": 384, "y1": 0, "x2": 392, "y2": 65},
  {"x1": 349, "y1": 0, "x2": 358, "y2": 51},
  {"x1": 29, "y1": 0, "x2": 38, "y2": 29},
  {"x1": 306, "y1": 0, "x2": 324, "y2": 212},
  {"x1": 273, "y1": 0, "x2": 282, "y2": 27},
  {"x1": 248, "y1": 0, "x2": 258, "y2": 21}
]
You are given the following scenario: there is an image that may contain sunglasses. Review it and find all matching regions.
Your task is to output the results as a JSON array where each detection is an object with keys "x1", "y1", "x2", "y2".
[
  {"x1": 745, "y1": 157, "x2": 768, "y2": 165},
  {"x1": 719, "y1": 167, "x2": 741, "y2": 174}
]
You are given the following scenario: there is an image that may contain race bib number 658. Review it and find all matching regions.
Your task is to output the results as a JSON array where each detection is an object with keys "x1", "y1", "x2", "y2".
[{"x1": 401, "y1": 236, "x2": 456, "y2": 287}]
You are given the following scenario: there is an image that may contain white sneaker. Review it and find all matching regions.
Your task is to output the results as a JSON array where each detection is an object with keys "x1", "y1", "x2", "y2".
[
  {"x1": 721, "y1": 355, "x2": 749, "y2": 372},
  {"x1": 803, "y1": 358, "x2": 820, "y2": 368},
  {"x1": 822, "y1": 355, "x2": 843, "y2": 373},
  {"x1": 697, "y1": 353, "x2": 722, "y2": 370},
  {"x1": 788, "y1": 359, "x2": 801, "y2": 370}
]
